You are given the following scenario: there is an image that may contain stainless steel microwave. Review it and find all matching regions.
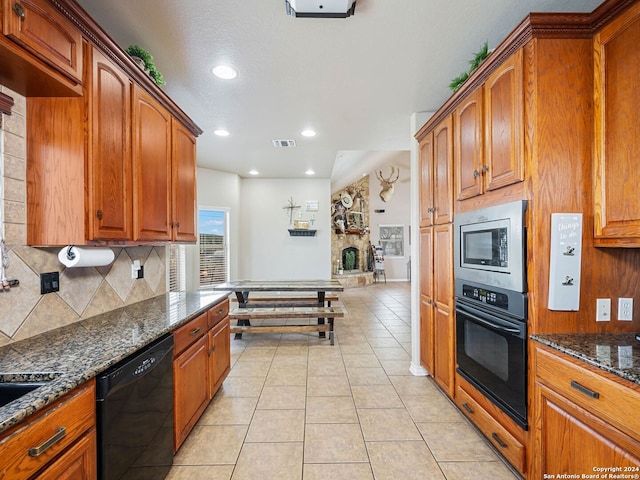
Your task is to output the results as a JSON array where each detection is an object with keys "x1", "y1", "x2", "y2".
[{"x1": 454, "y1": 200, "x2": 528, "y2": 293}]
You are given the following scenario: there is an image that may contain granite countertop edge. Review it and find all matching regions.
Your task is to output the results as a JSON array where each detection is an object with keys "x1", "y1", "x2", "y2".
[
  {"x1": 531, "y1": 332, "x2": 640, "y2": 386},
  {"x1": 0, "y1": 290, "x2": 231, "y2": 435}
]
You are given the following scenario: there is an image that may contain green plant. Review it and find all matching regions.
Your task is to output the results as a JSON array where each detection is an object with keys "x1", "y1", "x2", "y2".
[
  {"x1": 449, "y1": 41, "x2": 490, "y2": 92},
  {"x1": 125, "y1": 45, "x2": 165, "y2": 87}
]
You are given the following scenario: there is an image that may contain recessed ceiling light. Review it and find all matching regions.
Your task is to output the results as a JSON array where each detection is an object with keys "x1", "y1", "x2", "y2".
[
  {"x1": 214, "y1": 129, "x2": 230, "y2": 136},
  {"x1": 305, "y1": 169, "x2": 315, "y2": 175},
  {"x1": 249, "y1": 170, "x2": 259, "y2": 175},
  {"x1": 212, "y1": 65, "x2": 237, "y2": 80},
  {"x1": 300, "y1": 129, "x2": 316, "y2": 137}
]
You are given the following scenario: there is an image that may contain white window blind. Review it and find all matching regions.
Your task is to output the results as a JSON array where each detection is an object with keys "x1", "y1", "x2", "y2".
[
  {"x1": 199, "y1": 208, "x2": 228, "y2": 288},
  {"x1": 169, "y1": 244, "x2": 186, "y2": 292}
]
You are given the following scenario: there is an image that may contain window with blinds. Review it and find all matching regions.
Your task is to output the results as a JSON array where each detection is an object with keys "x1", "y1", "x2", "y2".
[
  {"x1": 169, "y1": 244, "x2": 186, "y2": 292},
  {"x1": 199, "y1": 208, "x2": 229, "y2": 288}
]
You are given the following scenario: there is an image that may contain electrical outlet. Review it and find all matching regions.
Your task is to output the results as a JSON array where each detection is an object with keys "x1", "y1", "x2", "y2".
[
  {"x1": 618, "y1": 297, "x2": 633, "y2": 321},
  {"x1": 40, "y1": 272, "x2": 59, "y2": 294},
  {"x1": 596, "y1": 298, "x2": 611, "y2": 321}
]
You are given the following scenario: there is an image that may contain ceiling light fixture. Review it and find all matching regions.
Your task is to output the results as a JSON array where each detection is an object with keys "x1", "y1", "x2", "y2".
[
  {"x1": 249, "y1": 170, "x2": 259, "y2": 175},
  {"x1": 305, "y1": 169, "x2": 315, "y2": 175},
  {"x1": 285, "y1": 0, "x2": 356, "y2": 18},
  {"x1": 212, "y1": 65, "x2": 237, "y2": 80},
  {"x1": 214, "y1": 129, "x2": 230, "y2": 136},
  {"x1": 300, "y1": 129, "x2": 316, "y2": 137}
]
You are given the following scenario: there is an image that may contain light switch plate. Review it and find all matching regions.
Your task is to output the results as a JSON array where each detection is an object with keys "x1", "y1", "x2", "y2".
[{"x1": 596, "y1": 298, "x2": 611, "y2": 322}]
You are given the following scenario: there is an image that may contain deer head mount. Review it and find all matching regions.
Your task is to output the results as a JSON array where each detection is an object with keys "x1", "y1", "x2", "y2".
[{"x1": 375, "y1": 166, "x2": 400, "y2": 202}]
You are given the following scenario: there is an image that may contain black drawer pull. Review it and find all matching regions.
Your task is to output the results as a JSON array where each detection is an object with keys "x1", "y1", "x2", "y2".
[
  {"x1": 190, "y1": 327, "x2": 201, "y2": 336},
  {"x1": 571, "y1": 380, "x2": 599, "y2": 399},
  {"x1": 491, "y1": 432, "x2": 507, "y2": 448},
  {"x1": 462, "y1": 402, "x2": 474, "y2": 414},
  {"x1": 29, "y1": 427, "x2": 66, "y2": 457}
]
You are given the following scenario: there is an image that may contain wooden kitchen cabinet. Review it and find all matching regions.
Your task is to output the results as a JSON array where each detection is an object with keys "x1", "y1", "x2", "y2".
[
  {"x1": 173, "y1": 311, "x2": 210, "y2": 452},
  {"x1": 208, "y1": 299, "x2": 231, "y2": 399},
  {"x1": 454, "y1": 87, "x2": 484, "y2": 200},
  {"x1": 418, "y1": 116, "x2": 453, "y2": 226},
  {"x1": 454, "y1": 50, "x2": 524, "y2": 202},
  {"x1": 432, "y1": 223, "x2": 454, "y2": 397},
  {"x1": 0, "y1": 0, "x2": 83, "y2": 96},
  {"x1": 593, "y1": 2, "x2": 640, "y2": 246},
  {"x1": 419, "y1": 227, "x2": 434, "y2": 374},
  {"x1": 133, "y1": 85, "x2": 197, "y2": 242},
  {"x1": 172, "y1": 121, "x2": 198, "y2": 242},
  {"x1": 208, "y1": 317, "x2": 230, "y2": 399},
  {"x1": 1, "y1": 0, "x2": 82, "y2": 82},
  {"x1": 418, "y1": 132, "x2": 434, "y2": 227},
  {"x1": 133, "y1": 85, "x2": 173, "y2": 241},
  {"x1": 0, "y1": 380, "x2": 96, "y2": 480},
  {"x1": 419, "y1": 223, "x2": 454, "y2": 397},
  {"x1": 534, "y1": 345, "x2": 640, "y2": 476},
  {"x1": 483, "y1": 48, "x2": 524, "y2": 192},
  {"x1": 456, "y1": 381, "x2": 525, "y2": 474},
  {"x1": 87, "y1": 46, "x2": 133, "y2": 241}
]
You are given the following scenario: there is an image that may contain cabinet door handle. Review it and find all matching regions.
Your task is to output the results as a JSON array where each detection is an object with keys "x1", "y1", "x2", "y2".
[
  {"x1": 96, "y1": 209, "x2": 103, "y2": 220},
  {"x1": 13, "y1": 2, "x2": 25, "y2": 20},
  {"x1": 462, "y1": 402, "x2": 474, "y2": 414},
  {"x1": 28, "y1": 427, "x2": 66, "y2": 457},
  {"x1": 481, "y1": 165, "x2": 488, "y2": 174},
  {"x1": 570, "y1": 380, "x2": 599, "y2": 399},
  {"x1": 491, "y1": 432, "x2": 507, "y2": 448},
  {"x1": 190, "y1": 327, "x2": 201, "y2": 336},
  {"x1": 473, "y1": 170, "x2": 480, "y2": 179},
  {"x1": 175, "y1": 222, "x2": 180, "y2": 228}
]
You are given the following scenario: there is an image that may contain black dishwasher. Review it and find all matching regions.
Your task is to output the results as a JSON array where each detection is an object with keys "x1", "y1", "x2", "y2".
[{"x1": 97, "y1": 333, "x2": 174, "y2": 480}]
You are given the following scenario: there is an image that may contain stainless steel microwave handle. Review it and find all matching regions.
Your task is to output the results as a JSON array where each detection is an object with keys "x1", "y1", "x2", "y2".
[{"x1": 456, "y1": 304, "x2": 520, "y2": 335}]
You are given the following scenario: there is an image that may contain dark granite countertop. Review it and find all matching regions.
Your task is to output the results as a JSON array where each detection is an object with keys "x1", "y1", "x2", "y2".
[
  {"x1": 0, "y1": 290, "x2": 230, "y2": 435},
  {"x1": 531, "y1": 332, "x2": 640, "y2": 386}
]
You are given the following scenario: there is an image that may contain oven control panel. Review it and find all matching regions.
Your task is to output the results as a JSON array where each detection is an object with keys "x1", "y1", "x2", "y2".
[{"x1": 462, "y1": 284, "x2": 509, "y2": 309}]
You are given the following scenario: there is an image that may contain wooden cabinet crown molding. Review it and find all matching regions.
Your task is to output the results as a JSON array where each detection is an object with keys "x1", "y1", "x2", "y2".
[
  {"x1": 47, "y1": 0, "x2": 202, "y2": 137},
  {"x1": 414, "y1": 0, "x2": 635, "y2": 141},
  {"x1": 0, "y1": 92, "x2": 14, "y2": 115}
]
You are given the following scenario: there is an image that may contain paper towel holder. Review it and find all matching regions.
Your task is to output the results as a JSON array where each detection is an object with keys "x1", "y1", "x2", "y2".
[{"x1": 65, "y1": 245, "x2": 76, "y2": 261}]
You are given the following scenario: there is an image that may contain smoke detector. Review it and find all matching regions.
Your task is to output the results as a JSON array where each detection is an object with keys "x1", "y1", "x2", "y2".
[
  {"x1": 272, "y1": 139, "x2": 297, "y2": 147},
  {"x1": 285, "y1": 0, "x2": 356, "y2": 18}
]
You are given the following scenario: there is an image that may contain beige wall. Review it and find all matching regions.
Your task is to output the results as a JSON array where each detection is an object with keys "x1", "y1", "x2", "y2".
[{"x1": 0, "y1": 84, "x2": 167, "y2": 346}]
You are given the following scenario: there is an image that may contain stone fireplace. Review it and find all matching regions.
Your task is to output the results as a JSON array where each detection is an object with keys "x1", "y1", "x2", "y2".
[{"x1": 331, "y1": 176, "x2": 374, "y2": 287}]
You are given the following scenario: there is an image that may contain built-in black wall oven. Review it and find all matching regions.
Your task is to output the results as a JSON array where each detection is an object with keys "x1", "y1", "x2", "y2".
[{"x1": 454, "y1": 200, "x2": 528, "y2": 429}]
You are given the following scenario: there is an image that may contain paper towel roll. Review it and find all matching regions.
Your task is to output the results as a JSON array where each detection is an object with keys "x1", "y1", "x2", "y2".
[{"x1": 58, "y1": 246, "x2": 115, "y2": 268}]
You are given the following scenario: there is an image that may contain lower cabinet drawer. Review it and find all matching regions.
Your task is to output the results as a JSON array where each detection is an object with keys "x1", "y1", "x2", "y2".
[
  {"x1": 536, "y1": 345, "x2": 640, "y2": 443},
  {"x1": 455, "y1": 385, "x2": 525, "y2": 473},
  {"x1": 208, "y1": 299, "x2": 229, "y2": 329},
  {"x1": 174, "y1": 311, "x2": 208, "y2": 355},
  {"x1": 0, "y1": 381, "x2": 95, "y2": 480}
]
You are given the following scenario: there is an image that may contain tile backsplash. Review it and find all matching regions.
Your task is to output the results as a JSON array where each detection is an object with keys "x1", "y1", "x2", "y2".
[{"x1": 0, "y1": 84, "x2": 168, "y2": 346}]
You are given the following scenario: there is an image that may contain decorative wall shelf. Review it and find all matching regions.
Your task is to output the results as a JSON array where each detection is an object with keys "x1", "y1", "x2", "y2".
[{"x1": 288, "y1": 229, "x2": 317, "y2": 237}]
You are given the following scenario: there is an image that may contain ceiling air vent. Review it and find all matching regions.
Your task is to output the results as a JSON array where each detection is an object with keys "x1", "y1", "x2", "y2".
[{"x1": 272, "y1": 139, "x2": 296, "y2": 147}]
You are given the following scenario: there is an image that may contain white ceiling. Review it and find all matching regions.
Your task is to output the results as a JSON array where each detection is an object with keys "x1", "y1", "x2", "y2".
[{"x1": 76, "y1": 0, "x2": 603, "y2": 191}]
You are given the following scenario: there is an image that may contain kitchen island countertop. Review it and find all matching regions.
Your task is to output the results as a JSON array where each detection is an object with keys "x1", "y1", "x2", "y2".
[
  {"x1": 531, "y1": 332, "x2": 640, "y2": 386},
  {"x1": 0, "y1": 290, "x2": 230, "y2": 435}
]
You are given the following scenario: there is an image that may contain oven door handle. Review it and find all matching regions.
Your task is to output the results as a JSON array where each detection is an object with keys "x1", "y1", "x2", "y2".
[{"x1": 456, "y1": 304, "x2": 521, "y2": 335}]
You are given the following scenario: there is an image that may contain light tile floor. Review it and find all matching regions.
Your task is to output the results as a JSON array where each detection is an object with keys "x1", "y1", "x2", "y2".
[{"x1": 168, "y1": 282, "x2": 520, "y2": 480}]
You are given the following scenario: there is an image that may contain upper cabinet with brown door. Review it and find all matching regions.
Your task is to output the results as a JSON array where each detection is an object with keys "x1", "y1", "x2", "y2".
[
  {"x1": 418, "y1": 116, "x2": 453, "y2": 226},
  {"x1": 24, "y1": 1, "x2": 201, "y2": 246},
  {"x1": 593, "y1": 2, "x2": 640, "y2": 246},
  {"x1": 454, "y1": 49, "x2": 524, "y2": 202},
  {"x1": 0, "y1": 0, "x2": 82, "y2": 96},
  {"x1": 87, "y1": 46, "x2": 132, "y2": 241},
  {"x1": 133, "y1": 85, "x2": 197, "y2": 243}
]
